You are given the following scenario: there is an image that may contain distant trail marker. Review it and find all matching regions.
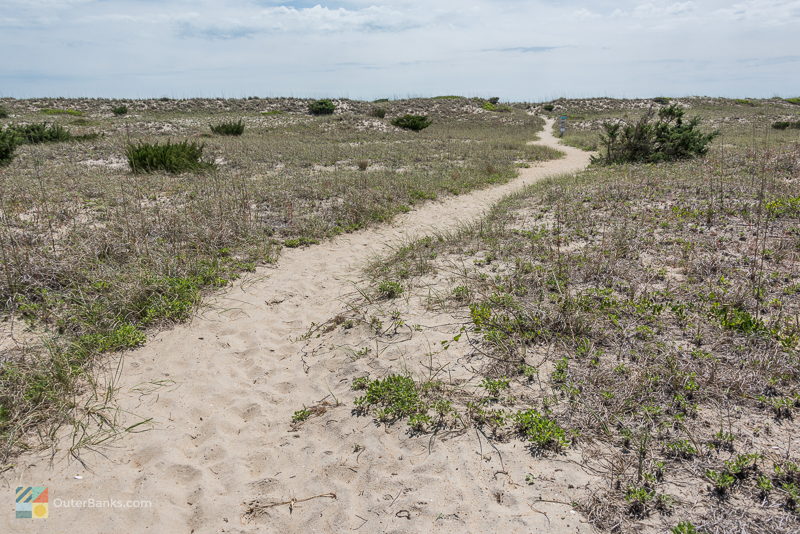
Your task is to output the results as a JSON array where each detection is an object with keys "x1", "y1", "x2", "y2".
[{"x1": 559, "y1": 115, "x2": 567, "y2": 137}]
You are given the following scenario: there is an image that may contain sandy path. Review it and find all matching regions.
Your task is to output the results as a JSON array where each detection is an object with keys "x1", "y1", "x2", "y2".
[{"x1": 5, "y1": 119, "x2": 594, "y2": 533}]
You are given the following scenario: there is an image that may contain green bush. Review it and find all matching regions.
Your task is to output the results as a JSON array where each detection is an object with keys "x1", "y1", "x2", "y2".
[
  {"x1": 370, "y1": 107, "x2": 387, "y2": 118},
  {"x1": 593, "y1": 104, "x2": 717, "y2": 164},
  {"x1": 308, "y1": 99, "x2": 336, "y2": 115},
  {"x1": 0, "y1": 129, "x2": 19, "y2": 166},
  {"x1": 785, "y1": 97, "x2": 800, "y2": 106},
  {"x1": 652, "y1": 96, "x2": 671, "y2": 105},
  {"x1": 772, "y1": 121, "x2": 800, "y2": 130},
  {"x1": 542, "y1": 104, "x2": 555, "y2": 112},
  {"x1": 210, "y1": 119, "x2": 245, "y2": 136},
  {"x1": 0, "y1": 106, "x2": 8, "y2": 119},
  {"x1": 112, "y1": 105, "x2": 128, "y2": 116},
  {"x1": 391, "y1": 114, "x2": 432, "y2": 131},
  {"x1": 11, "y1": 122, "x2": 72, "y2": 144},
  {"x1": 487, "y1": 97, "x2": 500, "y2": 105},
  {"x1": 126, "y1": 140, "x2": 213, "y2": 174}
]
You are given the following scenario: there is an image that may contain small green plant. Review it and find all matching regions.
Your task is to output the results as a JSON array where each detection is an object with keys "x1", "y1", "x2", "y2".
[
  {"x1": 706, "y1": 469, "x2": 736, "y2": 494},
  {"x1": 369, "y1": 107, "x2": 386, "y2": 118},
  {"x1": 111, "y1": 105, "x2": 128, "y2": 116},
  {"x1": 665, "y1": 439, "x2": 698, "y2": 459},
  {"x1": 513, "y1": 409, "x2": 569, "y2": 451},
  {"x1": 126, "y1": 140, "x2": 213, "y2": 174},
  {"x1": 354, "y1": 374, "x2": 424, "y2": 422},
  {"x1": 480, "y1": 377, "x2": 510, "y2": 398},
  {"x1": 283, "y1": 237, "x2": 319, "y2": 248},
  {"x1": 652, "y1": 96, "x2": 671, "y2": 105},
  {"x1": 308, "y1": 99, "x2": 336, "y2": 115},
  {"x1": 292, "y1": 408, "x2": 311, "y2": 423},
  {"x1": 261, "y1": 110, "x2": 284, "y2": 116},
  {"x1": 542, "y1": 104, "x2": 555, "y2": 112},
  {"x1": 0, "y1": 106, "x2": 8, "y2": 118},
  {"x1": 40, "y1": 108, "x2": 83, "y2": 116},
  {"x1": 391, "y1": 114, "x2": 432, "y2": 132},
  {"x1": 378, "y1": 280, "x2": 403, "y2": 299},
  {"x1": 671, "y1": 521, "x2": 698, "y2": 534},
  {"x1": 210, "y1": 119, "x2": 245, "y2": 136}
]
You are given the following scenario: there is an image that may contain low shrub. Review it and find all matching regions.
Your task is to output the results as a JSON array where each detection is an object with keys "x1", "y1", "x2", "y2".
[
  {"x1": 542, "y1": 104, "x2": 555, "y2": 112},
  {"x1": 772, "y1": 121, "x2": 800, "y2": 130},
  {"x1": 785, "y1": 97, "x2": 800, "y2": 106},
  {"x1": 391, "y1": 114, "x2": 432, "y2": 131},
  {"x1": 652, "y1": 96, "x2": 671, "y2": 105},
  {"x1": 210, "y1": 119, "x2": 245, "y2": 136},
  {"x1": 0, "y1": 106, "x2": 8, "y2": 119},
  {"x1": 369, "y1": 107, "x2": 386, "y2": 118},
  {"x1": 0, "y1": 129, "x2": 19, "y2": 166},
  {"x1": 593, "y1": 104, "x2": 717, "y2": 164},
  {"x1": 11, "y1": 123, "x2": 72, "y2": 144},
  {"x1": 112, "y1": 105, "x2": 128, "y2": 116},
  {"x1": 308, "y1": 99, "x2": 336, "y2": 115},
  {"x1": 126, "y1": 140, "x2": 213, "y2": 174}
]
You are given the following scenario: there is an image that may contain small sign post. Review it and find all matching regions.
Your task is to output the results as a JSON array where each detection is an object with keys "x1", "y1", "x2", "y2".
[{"x1": 559, "y1": 115, "x2": 567, "y2": 137}]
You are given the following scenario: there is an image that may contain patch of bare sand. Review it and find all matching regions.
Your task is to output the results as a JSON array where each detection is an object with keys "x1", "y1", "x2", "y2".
[{"x1": 2, "y1": 119, "x2": 596, "y2": 534}]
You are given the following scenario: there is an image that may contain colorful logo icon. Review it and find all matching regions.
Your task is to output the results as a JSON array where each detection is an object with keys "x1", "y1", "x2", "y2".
[{"x1": 16, "y1": 486, "x2": 48, "y2": 519}]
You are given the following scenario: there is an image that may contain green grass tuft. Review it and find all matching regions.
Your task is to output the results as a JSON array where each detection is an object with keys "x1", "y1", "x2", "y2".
[{"x1": 41, "y1": 108, "x2": 83, "y2": 116}]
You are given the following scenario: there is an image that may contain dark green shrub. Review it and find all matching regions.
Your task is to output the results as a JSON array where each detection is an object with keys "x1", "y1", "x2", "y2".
[
  {"x1": 210, "y1": 119, "x2": 245, "y2": 136},
  {"x1": 11, "y1": 122, "x2": 72, "y2": 144},
  {"x1": 370, "y1": 107, "x2": 386, "y2": 119},
  {"x1": 391, "y1": 114, "x2": 432, "y2": 131},
  {"x1": 487, "y1": 97, "x2": 500, "y2": 105},
  {"x1": 308, "y1": 99, "x2": 336, "y2": 115},
  {"x1": 652, "y1": 97, "x2": 671, "y2": 105},
  {"x1": 593, "y1": 104, "x2": 718, "y2": 165},
  {"x1": 0, "y1": 129, "x2": 19, "y2": 166},
  {"x1": 126, "y1": 140, "x2": 213, "y2": 174},
  {"x1": 0, "y1": 106, "x2": 8, "y2": 119},
  {"x1": 112, "y1": 105, "x2": 128, "y2": 116},
  {"x1": 772, "y1": 121, "x2": 800, "y2": 130},
  {"x1": 542, "y1": 104, "x2": 555, "y2": 112},
  {"x1": 373, "y1": 98, "x2": 390, "y2": 103}
]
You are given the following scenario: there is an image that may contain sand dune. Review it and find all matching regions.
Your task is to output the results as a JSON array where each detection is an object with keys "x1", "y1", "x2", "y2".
[{"x1": 3, "y1": 119, "x2": 595, "y2": 533}]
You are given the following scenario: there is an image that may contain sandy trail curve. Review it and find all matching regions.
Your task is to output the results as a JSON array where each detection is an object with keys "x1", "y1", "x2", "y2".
[{"x1": 5, "y1": 119, "x2": 593, "y2": 533}]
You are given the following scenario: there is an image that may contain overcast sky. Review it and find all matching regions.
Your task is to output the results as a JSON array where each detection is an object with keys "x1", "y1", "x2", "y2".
[{"x1": 1, "y1": 0, "x2": 798, "y2": 100}]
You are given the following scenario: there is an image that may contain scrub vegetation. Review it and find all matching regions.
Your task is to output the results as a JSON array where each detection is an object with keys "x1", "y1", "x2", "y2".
[{"x1": 0, "y1": 96, "x2": 560, "y2": 460}]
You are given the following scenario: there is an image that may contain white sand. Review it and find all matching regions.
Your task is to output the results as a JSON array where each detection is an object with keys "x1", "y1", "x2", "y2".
[{"x1": 3, "y1": 119, "x2": 596, "y2": 533}]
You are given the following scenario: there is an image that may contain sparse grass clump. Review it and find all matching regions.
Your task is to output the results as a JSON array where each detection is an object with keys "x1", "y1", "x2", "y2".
[
  {"x1": 126, "y1": 140, "x2": 212, "y2": 174},
  {"x1": 391, "y1": 114, "x2": 432, "y2": 131},
  {"x1": 369, "y1": 107, "x2": 386, "y2": 118},
  {"x1": 308, "y1": 99, "x2": 336, "y2": 115},
  {"x1": 210, "y1": 119, "x2": 245, "y2": 136}
]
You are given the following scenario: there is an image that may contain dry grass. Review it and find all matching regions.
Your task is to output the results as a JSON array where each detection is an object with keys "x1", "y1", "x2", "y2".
[
  {"x1": 350, "y1": 104, "x2": 800, "y2": 532},
  {"x1": 0, "y1": 96, "x2": 560, "y2": 461}
]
